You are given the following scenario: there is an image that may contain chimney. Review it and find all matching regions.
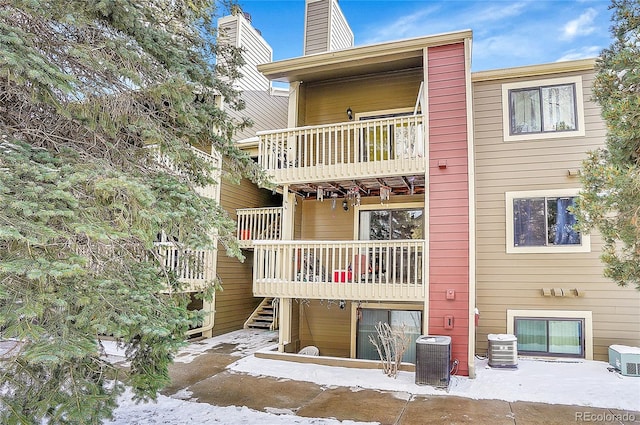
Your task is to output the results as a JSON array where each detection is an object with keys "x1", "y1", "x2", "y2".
[{"x1": 303, "y1": 0, "x2": 354, "y2": 55}]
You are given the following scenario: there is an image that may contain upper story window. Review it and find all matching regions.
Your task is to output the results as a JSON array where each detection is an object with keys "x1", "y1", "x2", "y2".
[
  {"x1": 506, "y1": 189, "x2": 590, "y2": 253},
  {"x1": 502, "y1": 76, "x2": 585, "y2": 142},
  {"x1": 359, "y1": 208, "x2": 423, "y2": 241}
]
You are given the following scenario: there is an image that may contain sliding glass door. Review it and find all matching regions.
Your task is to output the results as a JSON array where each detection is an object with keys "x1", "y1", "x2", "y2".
[{"x1": 356, "y1": 309, "x2": 422, "y2": 363}]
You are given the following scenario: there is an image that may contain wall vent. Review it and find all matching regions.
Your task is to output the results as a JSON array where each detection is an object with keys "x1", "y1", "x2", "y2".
[{"x1": 415, "y1": 335, "x2": 451, "y2": 387}]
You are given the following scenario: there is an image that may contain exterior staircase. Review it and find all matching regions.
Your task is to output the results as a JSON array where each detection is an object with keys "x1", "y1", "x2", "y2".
[{"x1": 244, "y1": 298, "x2": 278, "y2": 330}]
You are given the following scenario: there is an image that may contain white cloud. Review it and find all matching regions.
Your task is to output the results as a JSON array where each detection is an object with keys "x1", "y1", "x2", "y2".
[
  {"x1": 360, "y1": 6, "x2": 441, "y2": 44},
  {"x1": 465, "y1": 2, "x2": 528, "y2": 24},
  {"x1": 471, "y1": 33, "x2": 547, "y2": 70},
  {"x1": 350, "y1": 1, "x2": 611, "y2": 72},
  {"x1": 556, "y1": 45, "x2": 602, "y2": 62},
  {"x1": 562, "y1": 8, "x2": 598, "y2": 40},
  {"x1": 361, "y1": 2, "x2": 530, "y2": 45}
]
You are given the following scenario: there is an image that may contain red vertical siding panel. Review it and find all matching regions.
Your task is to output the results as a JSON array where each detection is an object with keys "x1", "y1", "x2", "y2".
[{"x1": 427, "y1": 43, "x2": 470, "y2": 376}]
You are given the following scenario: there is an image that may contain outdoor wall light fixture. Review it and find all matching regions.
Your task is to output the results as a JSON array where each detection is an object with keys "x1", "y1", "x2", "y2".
[
  {"x1": 342, "y1": 200, "x2": 349, "y2": 211},
  {"x1": 346, "y1": 107, "x2": 353, "y2": 121}
]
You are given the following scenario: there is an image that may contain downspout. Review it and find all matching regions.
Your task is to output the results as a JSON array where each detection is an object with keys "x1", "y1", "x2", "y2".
[
  {"x1": 464, "y1": 36, "x2": 477, "y2": 379},
  {"x1": 186, "y1": 297, "x2": 215, "y2": 336},
  {"x1": 188, "y1": 139, "x2": 223, "y2": 338},
  {"x1": 422, "y1": 46, "x2": 430, "y2": 338}
]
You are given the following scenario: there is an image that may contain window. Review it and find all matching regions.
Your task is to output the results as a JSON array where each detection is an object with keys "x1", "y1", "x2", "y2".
[
  {"x1": 359, "y1": 209, "x2": 424, "y2": 241},
  {"x1": 515, "y1": 318, "x2": 584, "y2": 358},
  {"x1": 507, "y1": 310, "x2": 593, "y2": 359},
  {"x1": 506, "y1": 189, "x2": 590, "y2": 253},
  {"x1": 356, "y1": 205, "x2": 424, "y2": 282},
  {"x1": 502, "y1": 76, "x2": 585, "y2": 141}
]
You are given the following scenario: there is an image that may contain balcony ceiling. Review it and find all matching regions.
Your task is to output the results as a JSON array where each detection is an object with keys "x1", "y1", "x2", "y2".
[
  {"x1": 263, "y1": 55, "x2": 423, "y2": 84},
  {"x1": 287, "y1": 174, "x2": 425, "y2": 199}
]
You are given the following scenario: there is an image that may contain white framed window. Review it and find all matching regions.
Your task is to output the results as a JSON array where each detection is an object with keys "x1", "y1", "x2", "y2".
[
  {"x1": 355, "y1": 202, "x2": 425, "y2": 239},
  {"x1": 502, "y1": 76, "x2": 585, "y2": 142},
  {"x1": 353, "y1": 202, "x2": 425, "y2": 283},
  {"x1": 507, "y1": 310, "x2": 593, "y2": 360},
  {"x1": 505, "y1": 189, "x2": 590, "y2": 253}
]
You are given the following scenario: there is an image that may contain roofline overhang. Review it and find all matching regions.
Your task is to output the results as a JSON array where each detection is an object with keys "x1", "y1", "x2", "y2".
[
  {"x1": 258, "y1": 29, "x2": 473, "y2": 83},
  {"x1": 471, "y1": 58, "x2": 598, "y2": 82},
  {"x1": 236, "y1": 136, "x2": 259, "y2": 148}
]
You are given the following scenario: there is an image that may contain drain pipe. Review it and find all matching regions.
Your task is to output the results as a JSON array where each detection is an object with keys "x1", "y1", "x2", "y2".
[{"x1": 187, "y1": 300, "x2": 215, "y2": 337}]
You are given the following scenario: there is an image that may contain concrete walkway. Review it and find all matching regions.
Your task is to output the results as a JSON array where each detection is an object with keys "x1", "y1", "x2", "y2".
[{"x1": 161, "y1": 338, "x2": 640, "y2": 425}]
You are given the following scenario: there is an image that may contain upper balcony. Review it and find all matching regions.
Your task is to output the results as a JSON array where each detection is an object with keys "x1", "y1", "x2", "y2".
[{"x1": 256, "y1": 115, "x2": 426, "y2": 197}]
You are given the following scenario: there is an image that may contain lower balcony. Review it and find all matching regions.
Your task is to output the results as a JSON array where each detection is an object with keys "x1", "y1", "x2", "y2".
[
  {"x1": 154, "y1": 243, "x2": 216, "y2": 292},
  {"x1": 256, "y1": 115, "x2": 426, "y2": 197},
  {"x1": 253, "y1": 240, "x2": 425, "y2": 301}
]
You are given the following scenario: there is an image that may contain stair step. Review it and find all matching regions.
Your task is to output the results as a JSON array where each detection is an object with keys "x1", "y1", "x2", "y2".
[{"x1": 247, "y1": 323, "x2": 272, "y2": 329}]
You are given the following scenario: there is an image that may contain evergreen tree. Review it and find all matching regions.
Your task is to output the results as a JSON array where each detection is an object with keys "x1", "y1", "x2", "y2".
[
  {"x1": 574, "y1": 0, "x2": 640, "y2": 290},
  {"x1": 0, "y1": 1, "x2": 266, "y2": 423}
]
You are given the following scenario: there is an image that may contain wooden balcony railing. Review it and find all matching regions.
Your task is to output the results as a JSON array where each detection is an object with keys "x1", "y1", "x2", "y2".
[
  {"x1": 257, "y1": 115, "x2": 426, "y2": 184},
  {"x1": 253, "y1": 240, "x2": 425, "y2": 301},
  {"x1": 191, "y1": 148, "x2": 222, "y2": 201},
  {"x1": 152, "y1": 145, "x2": 222, "y2": 201},
  {"x1": 154, "y1": 243, "x2": 216, "y2": 292},
  {"x1": 236, "y1": 207, "x2": 283, "y2": 249}
]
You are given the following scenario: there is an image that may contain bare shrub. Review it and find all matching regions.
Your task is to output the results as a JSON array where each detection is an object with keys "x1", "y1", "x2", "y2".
[{"x1": 368, "y1": 321, "x2": 410, "y2": 378}]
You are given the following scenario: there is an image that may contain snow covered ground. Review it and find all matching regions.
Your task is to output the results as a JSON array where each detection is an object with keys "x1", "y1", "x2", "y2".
[{"x1": 101, "y1": 330, "x2": 640, "y2": 425}]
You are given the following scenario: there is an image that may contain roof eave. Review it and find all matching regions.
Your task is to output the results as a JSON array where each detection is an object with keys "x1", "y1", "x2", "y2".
[
  {"x1": 471, "y1": 58, "x2": 598, "y2": 82},
  {"x1": 258, "y1": 29, "x2": 473, "y2": 83}
]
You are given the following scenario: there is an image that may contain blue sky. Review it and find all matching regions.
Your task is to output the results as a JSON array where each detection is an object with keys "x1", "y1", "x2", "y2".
[{"x1": 232, "y1": 0, "x2": 614, "y2": 71}]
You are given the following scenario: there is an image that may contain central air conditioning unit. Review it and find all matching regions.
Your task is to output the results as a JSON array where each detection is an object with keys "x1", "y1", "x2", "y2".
[
  {"x1": 608, "y1": 345, "x2": 640, "y2": 377},
  {"x1": 415, "y1": 335, "x2": 451, "y2": 388},
  {"x1": 488, "y1": 334, "x2": 518, "y2": 368}
]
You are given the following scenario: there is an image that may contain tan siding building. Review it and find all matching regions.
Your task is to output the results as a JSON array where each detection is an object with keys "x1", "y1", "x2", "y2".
[
  {"x1": 200, "y1": 3, "x2": 639, "y2": 375},
  {"x1": 472, "y1": 60, "x2": 640, "y2": 361},
  {"x1": 230, "y1": 90, "x2": 289, "y2": 143}
]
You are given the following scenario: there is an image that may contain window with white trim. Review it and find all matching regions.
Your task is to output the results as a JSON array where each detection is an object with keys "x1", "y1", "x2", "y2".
[
  {"x1": 502, "y1": 76, "x2": 585, "y2": 142},
  {"x1": 505, "y1": 189, "x2": 590, "y2": 253},
  {"x1": 507, "y1": 310, "x2": 593, "y2": 359}
]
